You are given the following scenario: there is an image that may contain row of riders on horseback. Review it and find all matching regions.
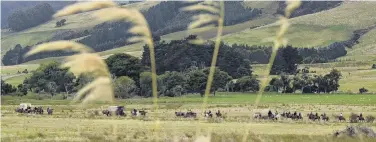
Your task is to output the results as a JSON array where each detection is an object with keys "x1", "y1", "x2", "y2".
[
  {"x1": 254, "y1": 110, "x2": 366, "y2": 122},
  {"x1": 102, "y1": 106, "x2": 147, "y2": 117},
  {"x1": 15, "y1": 106, "x2": 53, "y2": 115}
]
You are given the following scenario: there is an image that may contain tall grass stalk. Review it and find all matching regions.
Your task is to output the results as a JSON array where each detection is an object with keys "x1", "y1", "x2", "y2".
[
  {"x1": 182, "y1": 0, "x2": 225, "y2": 119},
  {"x1": 201, "y1": 1, "x2": 225, "y2": 119},
  {"x1": 183, "y1": 1, "x2": 224, "y2": 140},
  {"x1": 242, "y1": 1, "x2": 301, "y2": 141},
  {"x1": 92, "y1": 3, "x2": 160, "y2": 138},
  {"x1": 254, "y1": 0, "x2": 301, "y2": 107}
]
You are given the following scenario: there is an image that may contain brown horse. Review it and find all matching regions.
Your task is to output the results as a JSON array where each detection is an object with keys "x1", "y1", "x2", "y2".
[
  {"x1": 102, "y1": 110, "x2": 111, "y2": 116},
  {"x1": 185, "y1": 110, "x2": 197, "y2": 118},
  {"x1": 139, "y1": 110, "x2": 147, "y2": 116},
  {"x1": 332, "y1": 114, "x2": 346, "y2": 122},
  {"x1": 215, "y1": 110, "x2": 223, "y2": 118},
  {"x1": 320, "y1": 114, "x2": 329, "y2": 121},
  {"x1": 175, "y1": 112, "x2": 185, "y2": 117}
]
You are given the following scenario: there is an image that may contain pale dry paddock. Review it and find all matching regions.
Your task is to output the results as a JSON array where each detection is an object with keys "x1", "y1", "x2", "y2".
[{"x1": 2, "y1": 103, "x2": 376, "y2": 141}]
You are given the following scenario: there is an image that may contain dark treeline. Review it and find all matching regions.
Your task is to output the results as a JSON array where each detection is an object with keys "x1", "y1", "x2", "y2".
[
  {"x1": 142, "y1": 37, "x2": 252, "y2": 78},
  {"x1": 275, "y1": 1, "x2": 342, "y2": 18},
  {"x1": 7, "y1": 3, "x2": 54, "y2": 31},
  {"x1": 229, "y1": 43, "x2": 347, "y2": 74}
]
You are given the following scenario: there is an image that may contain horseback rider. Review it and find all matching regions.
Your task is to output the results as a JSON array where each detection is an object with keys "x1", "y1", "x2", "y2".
[
  {"x1": 298, "y1": 112, "x2": 302, "y2": 119},
  {"x1": 340, "y1": 112, "x2": 343, "y2": 117},
  {"x1": 216, "y1": 110, "x2": 222, "y2": 117},
  {"x1": 359, "y1": 113, "x2": 363, "y2": 118},
  {"x1": 132, "y1": 109, "x2": 137, "y2": 116},
  {"x1": 268, "y1": 110, "x2": 272, "y2": 118},
  {"x1": 293, "y1": 111, "x2": 297, "y2": 116}
]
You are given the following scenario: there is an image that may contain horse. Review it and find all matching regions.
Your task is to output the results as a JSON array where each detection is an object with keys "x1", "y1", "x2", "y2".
[
  {"x1": 333, "y1": 114, "x2": 346, "y2": 122},
  {"x1": 131, "y1": 109, "x2": 138, "y2": 116},
  {"x1": 102, "y1": 110, "x2": 111, "y2": 116},
  {"x1": 15, "y1": 108, "x2": 24, "y2": 113},
  {"x1": 358, "y1": 115, "x2": 365, "y2": 122},
  {"x1": 204, "y1": 111, "x2": 213, "y2": 118},
  {"x1": 115, "y1": 106, "x2": 126, "y2": 116},
  {"x1": 47, "y1": 107, "x2": 53, "y2": 115},
  {"x1": 139, "y1": 110, "x2": 147, "y2": 116},
  {"x1": 320, "y1": 114, "x2": 329, "y2": 121},
  {"x1": 254, "y1": 112, "x2": 262, "y2": 119},
  {"x1": 308, "y1": 113, "x2": 320, "y2": 121},
  {"x1": 175, "y1": 112, "x2": 185, "y2": 117},
  {"x1": 35, "y1": 106, "x2": 43, "y2": 114},
  {"x1": 215, "y1": 110, "x2": 223, "y2": 118},
  {"x1": 185, "y1": 110, "x2": 197, "y2": 118}
]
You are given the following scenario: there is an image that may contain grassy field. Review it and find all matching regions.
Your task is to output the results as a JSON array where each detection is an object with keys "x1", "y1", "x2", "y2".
[
  {"x1": 2, "y1": 93, "x2": 376, "y2": 141},
  {"x1": 3, "y1": 74, "x2": 31, "y2": 86},
  {"x1": 1, "y1": 64, "x2": 39, "y2": 75},
  {"x1": 222, "y1": 24, "x2": 351, "y2": 47}
]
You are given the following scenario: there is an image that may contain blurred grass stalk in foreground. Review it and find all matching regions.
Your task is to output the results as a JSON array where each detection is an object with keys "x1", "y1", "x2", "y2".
[{"x1": 254, "y1": 0, "x2": 301, "y2": 107}]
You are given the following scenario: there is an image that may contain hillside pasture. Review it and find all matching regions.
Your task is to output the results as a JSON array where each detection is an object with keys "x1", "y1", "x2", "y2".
[
  {"x1": 1, "y1": 64, "x2": 39, "y2": 75},
  {"x1": 222, "y1": 24, "x2": 351, "y2": 47},
  {"x1": 223, "y1": 1, "x2": 376, "y2": 48},
  {"x1": 3, "y1": 74, "x2": 31, "y2": 86},
  {"x1": 1, "y1": 1, "x2": 160, "y2": 58}
]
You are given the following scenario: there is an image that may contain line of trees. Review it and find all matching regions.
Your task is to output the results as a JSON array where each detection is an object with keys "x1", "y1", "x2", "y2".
[
  {"x1": 142, "y1": 37, "x2": 253, "y2": 78},
  {"x1": 266, "y1": 68, "x2": 342, "y2": 93}
]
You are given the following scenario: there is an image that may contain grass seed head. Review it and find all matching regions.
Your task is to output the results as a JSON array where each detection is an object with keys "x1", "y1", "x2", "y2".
[
  {"x1": 25, "y1": 41, "x2": 93, "y2": 57},
  {"x1": 54, "y1": 1, "x2": 117, "y2": 17}
]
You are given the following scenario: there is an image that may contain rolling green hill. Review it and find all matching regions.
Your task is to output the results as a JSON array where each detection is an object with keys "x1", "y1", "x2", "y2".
[
  {"x1": 1, "y1": 1, "x2": 160, "y2": 57},
  {"x1": 1, "y1": 1, "x2": 376, "y2": 93},
  {"x1": 222, "y1": 1, "x2": 376, "y2": 48}
]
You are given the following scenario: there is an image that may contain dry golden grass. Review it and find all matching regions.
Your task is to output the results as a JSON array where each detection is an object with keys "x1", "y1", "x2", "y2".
[
  {"x1": 53, "y1": 1, "x2": 117, "y2": 17},
  {"x1": 61, "y1": 53, "x2": 110, "y2": 77},
  {"x1": 24, "y1": 41, "x2": 93, "y2": 57}
]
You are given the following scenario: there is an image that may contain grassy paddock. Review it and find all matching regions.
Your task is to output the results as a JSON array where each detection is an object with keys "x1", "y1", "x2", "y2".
[
  {"x1": 2, "y1": 93, "x2": 376, "y2": 141},
  {"x1": 2, "y1": 92, "x2": 376, "y2": 105}
]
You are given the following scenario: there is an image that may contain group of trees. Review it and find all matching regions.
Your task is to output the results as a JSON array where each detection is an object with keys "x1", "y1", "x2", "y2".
[
  {"x1": 142, "y1": 38, "x2": 252, "y2": 78},
  {"x1": 55, "y1": 19, "x2": 66, "y2": 27},
  {"x1": 266, "y1": 68, "x2": 342, "y2": 93},
  {"x1": 7, "y1": 3, "x2": 54, "y2": 31},
  {"x1": 276, "y1": 1, "x2": 342, "y2": 18},
  {"x1": 1, "y1": 80, "x2": 17, "y2": 95},
  {"x1": 103, "y1": 51, "x2": 257, "y2": 98},
  {"x1": 22, "y1": 62, "x2": 76, "y2": 96}
]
